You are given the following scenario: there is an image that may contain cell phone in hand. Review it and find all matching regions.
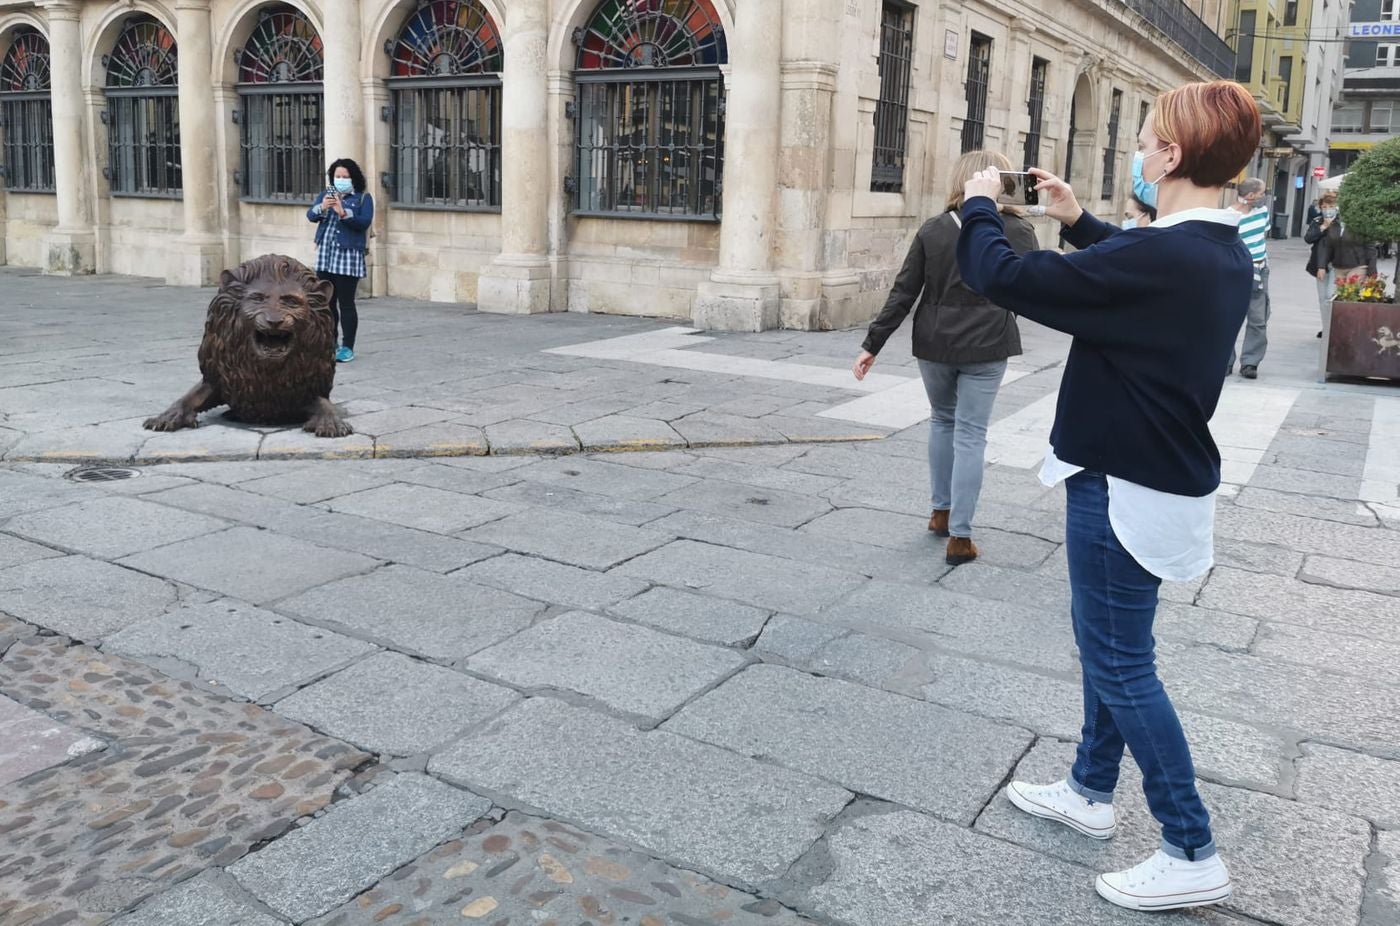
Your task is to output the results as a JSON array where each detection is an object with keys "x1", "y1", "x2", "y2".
[{"x1": 996, "y1": 171, "x2": 1040, "y2": 208}]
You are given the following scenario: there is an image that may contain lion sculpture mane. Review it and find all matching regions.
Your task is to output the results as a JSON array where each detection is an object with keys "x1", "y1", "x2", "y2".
[{"x1": 144, "y1": 254, "x2": 352, "y2": 437}]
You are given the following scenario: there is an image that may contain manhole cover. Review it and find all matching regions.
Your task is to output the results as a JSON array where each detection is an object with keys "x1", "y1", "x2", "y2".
[{"x1": 66, "y1": 466, "x2": 141, "y2": 483}]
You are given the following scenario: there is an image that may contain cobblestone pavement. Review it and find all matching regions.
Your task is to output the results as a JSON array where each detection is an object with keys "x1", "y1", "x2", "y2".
[{"x1": 3, "y1": 241, "x2": 1400, "y2": 924}]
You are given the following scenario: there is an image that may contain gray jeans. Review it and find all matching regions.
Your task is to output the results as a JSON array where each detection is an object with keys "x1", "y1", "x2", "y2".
[
  {"x1": 919, "y1": 359, "x2": 1007, "y2": 538},
  {"x1": 1317, "y1": 268, "x2": 1334, "y2": 324},
  {"x1": 1229, "y1": 262, "x2": 1270, "y2": 370}
]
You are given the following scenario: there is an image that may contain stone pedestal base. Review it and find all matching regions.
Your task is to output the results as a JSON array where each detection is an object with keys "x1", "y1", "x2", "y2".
[
  {"x1": 42, "y1": 230, "x2": 95, "y2": 276},
  {"x1": 476, "y1": 259, "x2": 553, "y2": 314},
  {"x1": 165, "y1": 239, "x2": 226, "y2": 288},
  {"x1": 777, "y1": 273, "x2": 863, "y2": 331},
  {"x1": 693, "y1": 274, "x2": 780, "y2": 332}
]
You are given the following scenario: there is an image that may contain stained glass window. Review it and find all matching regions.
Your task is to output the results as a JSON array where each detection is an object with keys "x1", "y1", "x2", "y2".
[
  {"x1": 237, "y1": 5, "x2": 324, "y2": 202},
  {"x1": 388, "y1": 1, "x2": 502, "y2": 210},
  {"x1": 573, "y1": 0, "x2": 727, "y2": 219},
  {"x1": 105, "y1": 16, "x2": 181, "y2": 197},
  {"x1": 1, "y1": 29, "x2": 55, "y2": 192}
]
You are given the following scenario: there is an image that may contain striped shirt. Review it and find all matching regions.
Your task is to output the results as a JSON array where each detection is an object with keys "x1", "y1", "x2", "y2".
[{"x1": 1238, "y1": 207, "x2": 1270, "y2": 264}]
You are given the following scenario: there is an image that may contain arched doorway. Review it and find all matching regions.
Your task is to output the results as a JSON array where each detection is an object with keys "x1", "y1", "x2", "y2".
[{"x1": 1065, "y1": 72, "x2": 1094, "y2": 196}]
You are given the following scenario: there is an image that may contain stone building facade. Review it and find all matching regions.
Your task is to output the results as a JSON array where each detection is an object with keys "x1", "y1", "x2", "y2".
[{"x1": 0, "y1": 0, "x2": 1236, "y2": 330}]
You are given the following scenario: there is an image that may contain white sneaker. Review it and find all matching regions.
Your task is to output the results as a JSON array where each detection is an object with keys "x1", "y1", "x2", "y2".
[
  {"x1": 1096, "y1": 849, "x2": 1232, "y2": 911},
  {"x1": 1005, "y1": 779, "x2": 1117, "y2": 839}
]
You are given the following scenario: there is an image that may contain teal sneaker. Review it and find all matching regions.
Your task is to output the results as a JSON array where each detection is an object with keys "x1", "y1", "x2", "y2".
[{"x1": 335, "y1": 346, "x2": 354, "y2": 363}]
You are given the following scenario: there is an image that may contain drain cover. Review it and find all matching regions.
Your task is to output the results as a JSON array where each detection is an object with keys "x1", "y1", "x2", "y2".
[{"x1": 66, "y1": 466, "x2": 140, "y2": 483}]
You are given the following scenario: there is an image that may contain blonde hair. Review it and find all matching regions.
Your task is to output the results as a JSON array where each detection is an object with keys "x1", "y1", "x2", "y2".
[
  {"x1": 1319, "y1": 190, "x2": 1338, "y2": 206},
  {"x1": 947, "y1": 150, "x2": 1016, "y2": 212}
]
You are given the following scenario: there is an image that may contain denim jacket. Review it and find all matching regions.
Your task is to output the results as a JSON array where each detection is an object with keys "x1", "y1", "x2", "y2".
[{"x1": 307, "y1": 191, "x2": 374, "y2": 252}]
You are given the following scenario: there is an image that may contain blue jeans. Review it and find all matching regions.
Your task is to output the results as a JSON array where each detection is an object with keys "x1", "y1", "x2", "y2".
[
  {"x1": 1064, "y1": 472, "x2": 1216, "y2": 861},
  {"x1": 918, "y1": 359, "x2": 1006, "y2": 538}
]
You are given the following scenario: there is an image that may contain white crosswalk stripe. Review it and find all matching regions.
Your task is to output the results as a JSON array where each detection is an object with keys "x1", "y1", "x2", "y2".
[
  {"x1": 1209, "y1": 382, "x2": 1301, "y2": 490},
  {"x1": 1362, "y1": 396, "x2": 1400, "y2": 514}
]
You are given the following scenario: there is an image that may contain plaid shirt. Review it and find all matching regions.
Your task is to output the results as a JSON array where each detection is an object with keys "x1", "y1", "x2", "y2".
[{"x1": 314, "y1": 205, "x2": 367, "y2": 278}]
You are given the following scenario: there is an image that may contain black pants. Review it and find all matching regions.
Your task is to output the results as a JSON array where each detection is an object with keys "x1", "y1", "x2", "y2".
[{"x1": 319, "y1": 271, "x2": 360, "y2": 349}]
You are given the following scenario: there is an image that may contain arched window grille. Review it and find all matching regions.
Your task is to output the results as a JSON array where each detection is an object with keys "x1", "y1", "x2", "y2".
[
  {"x1": 572, "y1": 0, "x2": 726, "y2": 219},
  {"x1": 0, "y1": 28, "x2": 55, "y2": 193},
  {"x1": 236, "y1": 5, "x2": 324, "y2": 202},
  {"x1": 386, "y1": 0, "x2": 502, "y2": 210},
  {"x1": 104, "y1": 16, "x2": 181, "y2": 197}
]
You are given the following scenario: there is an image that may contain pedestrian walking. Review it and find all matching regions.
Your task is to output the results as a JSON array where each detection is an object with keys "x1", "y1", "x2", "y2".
[
  {"x1": 307, "y1": 159, "x2": 374, "y2": 363},
  {"x1": 852, "y1": 150, "x2": 1040, "y2": 566},
  {"x1": 1227, "y1": 177, "x2": 1271, "y2": 379},
  {"x1": 955, "y1": 79, "x2": 1261, "y2": 912},
  {"x1": 1304, "y1": 191, "x2": 1341, "y2": 338},
  {"x1": 1313, "y1": 208, "x2": 1379, "y2": 302}
]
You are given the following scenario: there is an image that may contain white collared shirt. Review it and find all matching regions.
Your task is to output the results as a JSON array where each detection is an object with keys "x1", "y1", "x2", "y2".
[{"x1": 1038, "y1": 206, "x2": 1241, "y2": 583}]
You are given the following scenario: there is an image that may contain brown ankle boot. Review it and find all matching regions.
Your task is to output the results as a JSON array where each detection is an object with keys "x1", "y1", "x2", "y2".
[
  {"x1": 928, "y1": 509, "x2": 950, "y2": 537},
  {"x1": 945, "y1": 537, "x2": 978, "y2": 566}
]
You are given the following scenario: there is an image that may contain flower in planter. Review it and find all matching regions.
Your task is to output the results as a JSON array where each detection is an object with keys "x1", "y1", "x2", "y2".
[{"x1": 1334, "y1": 273, "x2": 1395, "y2": 304}]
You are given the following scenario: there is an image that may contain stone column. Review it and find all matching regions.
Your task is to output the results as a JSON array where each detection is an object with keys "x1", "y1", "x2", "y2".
[
  {"x1": 168, "y1": 0, "x2": 224, "y2": 285},
  {"x1": 321, "y1": 0, "x2": 365, "y2": 163},
  {"x1": 42, "y1": 0, "x2": 95, "y2": 274},
  {"x1": 693, "y1": 0, "x2": 783, "y2": 331},
  {"x1": 477, "y1": 0, "x2": 551, "y2": 314}
]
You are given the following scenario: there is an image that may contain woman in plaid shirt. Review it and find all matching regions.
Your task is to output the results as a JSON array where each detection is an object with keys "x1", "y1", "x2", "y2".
[{"x1": 307, "y1": 159, "x2": 374, "y2": 363}]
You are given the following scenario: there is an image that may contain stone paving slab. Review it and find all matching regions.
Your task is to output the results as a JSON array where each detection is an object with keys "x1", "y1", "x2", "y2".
[
  {"x1": 664, "y1": 664, "x2": 1032, "y2": 825},
  {"x1": 430, "y1": 697, "x2": 853, "y2": 887},
  {"x1": 460, "y1": 552, "x2": 649, "y2": 611},
  {"x1": 614, "y1": 539, "x2": 863, "y2": 614},
  {"x1": 235, "y1": 466, "x2": 399, "y2": 505},
  {"x1": 1300, "y1": 553, "x2": 1400, "y2": 596},
  {"x1": 1370, "y1": 831, "x2": 1400, "y2": 926},
  {"x1": 230, "y1": 773, "x2": 492, "y2": 922},
  {"x1": 275, "y1": 509, "x2": 504, "y2": 575},
  {"x1": 1295, "y1": 742, "x2": 1400, "y2": 829},
  {"x1": 256, "y1": 429, "x2": 376, "y2": 461},
  {"x1": 468, "y1": 611, "x2": 747, "y2": 722},
  {"x1": 134, "y1": 424, "x2": 266, "y2": 463},
  {"x1": 309, "y1": 811, "x2": 815, "y2": 926},
  {"x1": 573, "y1": 413, "x2": 687, "y2": 451},
  {"x1": 0, "y1": 692, "x2": 102, "y2": 786},
  {"x1": 279, "y1": 564, "x2": 545, "y2": 660},
  {"x1": 974, "y1": 739, "x2": 1370, "y2": 926},
  {"x1": 113, "y1": 875, "x2": 287, "y2": 926},
  {"x1": 2, "y1": 495, "x2": 229, "y2": 559},
  {"x1": 1252, "y1": 620, "x2": 1400, "y2": 681},
  {"x1": 482, "y1": 477, "x2": 678, "y2": 526},
  {"x1": 104, "y1": 599, "x2": 377, "y2": 701},
  {"x1": 0, "y1": 532, "x2": 63, "y2": 570},
  {"x1": 1214, "y1": 504, "x2": 1400, "y2": 569},
  {"x1": 0, "y1": 639, "x2": 367, "y2": 926},
  {"x1": 520, "y1": 456, "x2": 699, "y2": 500},
  {"x1": 482, "y1": 419, "x2": 581, "y2": 454},
  {"x1": 324, "y1": 483, "x2": 520, "y2": 535},
  {"x1": 0, "y1": 555, "x2": 181, "y2": 640},
  {"x1": 608, "y1": 585, "x2": 772, "y2": 646},
  {"x1": 655, "y1": 478, "x2": 835, "y2": 529},
  {"x1": 118, "y1": 527, "x2": 381, "y2": 605},
  {"x1": 802, "y1": 506, "x2": 1058, "y2": 570},
  {"x1": 372, "y1": 421, "x2": 491, "y2": 458},
  {"x1": 1197, "y1": 565, "x2": 1400, "y2": 641},
  {"x1": 793, "y1": 806, "x2": 1220, "y2": 926},
  {"x1": 460, "y1": 507, "x2": 673, "y2": 570},
  {"x1": 275, "y1": 651, "x2": 518, "y2": 756}
]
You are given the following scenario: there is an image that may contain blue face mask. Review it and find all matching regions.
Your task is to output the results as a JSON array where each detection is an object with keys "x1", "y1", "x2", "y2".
[
  {"x1": 1131, "y1": 147, "x2": 1170, "y2": 209},
  {"x1": 1122, "y1": 217, "x2": 1139, "y2": 230},
  {"x1": 333, "y1": 178, "x2": 353, "y2": 194}
]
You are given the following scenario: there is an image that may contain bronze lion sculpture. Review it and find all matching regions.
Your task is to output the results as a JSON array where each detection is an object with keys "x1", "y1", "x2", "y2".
[{"x1": 144, "y1": 255, "x2": 351, "y2": 438}]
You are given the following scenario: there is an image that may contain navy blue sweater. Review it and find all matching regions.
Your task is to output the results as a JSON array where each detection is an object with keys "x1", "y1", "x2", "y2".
[{"x1": 956, "y1": 197, "x2": 1251, "y2": 497}]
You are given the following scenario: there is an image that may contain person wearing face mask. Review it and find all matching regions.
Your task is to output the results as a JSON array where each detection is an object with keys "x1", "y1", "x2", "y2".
[
  {"x1": 1122, "y1": 194, "x2": 1157, "y2": 229},
  {"x1": 308, "y1": 159, "x2": 374, "y2": 363},
  {"x1": 1304, "y1": 191, "x2": 1342, "y2": 338},
  {"x1": 954, "y1": 80, "x2": 1261, "y2": 912},
  {"x1": 1226, "y1": 178, "x2": 1271, "y2": 379},
  {"x1": 1312, "y1": 196, "x2": 1379, "y2": 321}
]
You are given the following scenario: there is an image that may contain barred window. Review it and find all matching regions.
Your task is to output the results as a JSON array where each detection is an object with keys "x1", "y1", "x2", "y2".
[
  {"x1": 1101, "y1": 89, "x2": 1122, "y2": 199},
  {"x1": 871, "y1": 2, "x2": 913, "y2": 193},
  {"x1": 236, "y1": 5, "x2": 324, "y2": 203},
  {"x1": 388, "y1": 0, "x2": 502, "y2": 210},
  {"x1": 1024, "y1": 57, "x2": 1048, "y2": 171},
  {"x1": 1, "y1": 28, "x2": 55, "y2": 193},
  {"x1": 104, "y1": 16, "x2": 181, "y2": 198},
  {"x1": 1138, "y1": 99, "x2": 1149, "y2": 132},
  {"x1": 572, "y1": 0, "x2": 726, "y2": 219},
  {"x1": 961, "y1": 34, "x2": 991, "y2": 154}
]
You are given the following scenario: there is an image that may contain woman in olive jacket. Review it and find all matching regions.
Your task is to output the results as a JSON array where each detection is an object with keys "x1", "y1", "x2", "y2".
[{"x1": 853, "y1": 150, "x2": 1040, "y2": 565}]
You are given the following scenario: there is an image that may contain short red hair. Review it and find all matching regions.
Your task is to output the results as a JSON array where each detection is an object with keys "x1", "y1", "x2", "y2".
[{"x1": 1152, "y1": 81, "x2": 1261, "y2": 188}]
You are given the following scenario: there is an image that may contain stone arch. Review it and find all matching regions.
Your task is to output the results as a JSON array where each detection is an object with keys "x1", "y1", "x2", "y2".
[
  {"x1": 1066, "y1": 68, "x2": 1096, "y2": 193},
  {"x1": 547, "y1": 0, "x2": 735, "y2": 73},
  {"x1": 82, "y1": 1, "x2": 178, "y2": 91},
  {"x1": 364, "y1": 0, "x2": 506, "y2": 80},
  {"x1": 214, "y1": 0, "x2": 323, "y2": 87},
  {"x1": 0, "y1": 11, "x2": 48, "y2": 53}
]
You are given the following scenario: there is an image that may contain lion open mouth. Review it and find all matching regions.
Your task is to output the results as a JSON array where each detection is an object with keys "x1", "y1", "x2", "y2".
[{"x1": 253, "y1": 329, "x2": 294, "y2": 358}]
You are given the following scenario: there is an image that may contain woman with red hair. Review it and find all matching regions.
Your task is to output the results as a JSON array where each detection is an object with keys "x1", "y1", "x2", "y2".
[{"x1": 956, "y1": 81, "x2": 1262, "y2": 912}]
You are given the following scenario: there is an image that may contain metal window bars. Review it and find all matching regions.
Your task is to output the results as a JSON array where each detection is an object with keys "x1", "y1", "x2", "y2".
[
  {"x1": 388, "y1": 79, "x2": 501, "y2": 210},
  {"x1": 1102, "y1": 89, "x2": 1122, "y2": 200},
  {"x1": 238, "y1": 86, "x2": 325, "y2": 202},
  {"x1": 0, "y1": 94, "x2": 55, "y2": 193},
  {"x1": 574, "y1": 70, "x2": 724, "y2": 220},
  {"x1": 1024, "y1": 57, "x2": 1048, "y2": 172},
  {"x1": 872, "y1": 2, "x2": 914, "y2": 194},
  {"x1": 106, "y1": 90, "x2": 182, "y2": 197},
  {"x1": 961, "y1": 35, "x2": 991, "y2": 154}
]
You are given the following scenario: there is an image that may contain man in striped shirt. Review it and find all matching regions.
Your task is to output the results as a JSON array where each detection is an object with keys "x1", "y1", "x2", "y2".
[{"x1": 1227, "y1": 178, "x2": 1272, "y2": 379}]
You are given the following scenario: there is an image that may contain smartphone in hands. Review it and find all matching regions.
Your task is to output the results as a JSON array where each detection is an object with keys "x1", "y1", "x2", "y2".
[{"x1": 996, "y1": 171, "x2": 1040, "y2": 208}]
